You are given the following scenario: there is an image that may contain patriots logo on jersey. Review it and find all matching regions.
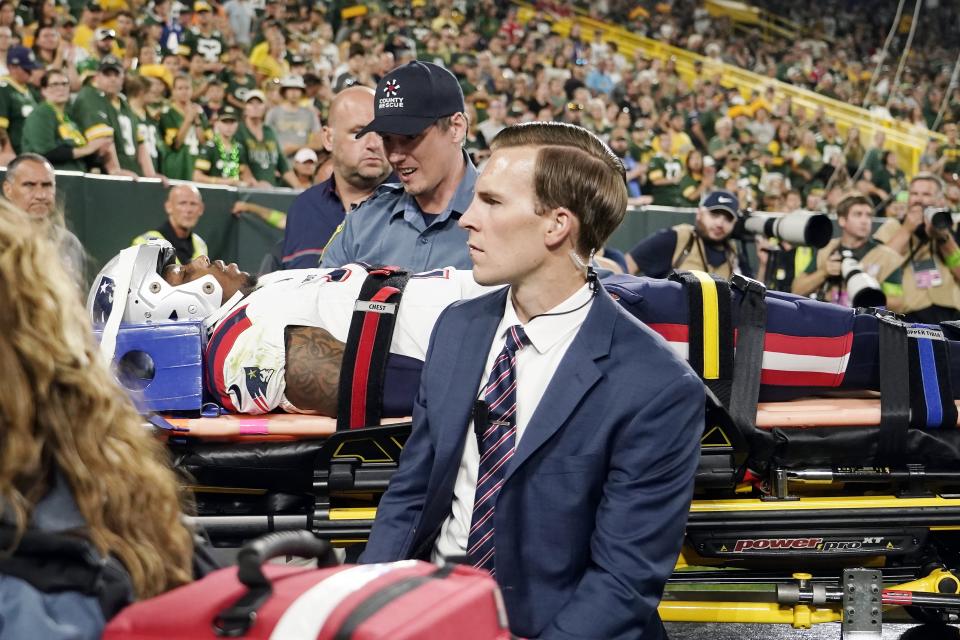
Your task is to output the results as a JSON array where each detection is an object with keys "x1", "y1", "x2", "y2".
[
  {"x1": 243, "y1": 367, "x2": 274, "y2": 413},
  {"x1": 91, "y1": 276, "x2": 116, "y2": 326}
]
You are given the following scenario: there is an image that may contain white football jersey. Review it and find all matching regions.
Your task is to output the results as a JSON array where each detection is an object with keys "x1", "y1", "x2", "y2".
[{"x1": 204, "y1": 265, "x2": 494, "y2": 414}]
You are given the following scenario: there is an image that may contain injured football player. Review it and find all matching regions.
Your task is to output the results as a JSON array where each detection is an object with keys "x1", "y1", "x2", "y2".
[{"x1": 88, "y1": 241, "x2": 494, "y2": 415}]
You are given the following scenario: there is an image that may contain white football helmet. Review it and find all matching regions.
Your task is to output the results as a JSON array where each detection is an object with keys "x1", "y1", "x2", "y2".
[{"x1": 87, "y1": 240, "x2": 224, "y2": 327}]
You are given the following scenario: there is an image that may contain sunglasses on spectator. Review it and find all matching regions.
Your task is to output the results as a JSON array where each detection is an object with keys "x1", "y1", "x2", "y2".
[
  {"x1": 46, "y1": 80, "x2": 70, "y2": 88},
  {"x1": 566, "y1": 102, "x2": 584, "y2": 111}
]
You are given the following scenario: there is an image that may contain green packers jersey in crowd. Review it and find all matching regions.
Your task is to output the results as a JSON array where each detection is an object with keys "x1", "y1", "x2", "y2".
[
  {"x1": 134, "y1": 105, "x2": 165, "y2": 175},
  {"x1": 646, "y1": 153, "x2": 685, "y2": 207},
  {"x1": 942, "y1": 143, "x2": 960, "y2": 176},
  {"x1": 69, "y1": 85, "x2": 142, "y2": 174},
  {"x1": 183, "y1": 27, "x2": 225, "y2": 62},
  {"x1": 159, "y1": 104, "x2": 212, "y2": 180},
  {"x1": 0, "y1": 78, "x2": 37, "y2": 152},
  {"x1": 678, "y1": 173, "x2": 703, "y2": 206},
  {"x1": 221, "y1": 71, "x2": 257, "y2": 105},
  {"x1": 816, "y1": 134, "x2": 845, "y2": 166},
  {"x1": 718, "y1": 162, "x2": 763, "y2": 198},
  {"x1": 21, "y1": 101, "x2": 87, "y2": 172},
  {"x1": 236, "y1": 123, "x2": 289, "y2": 185}
]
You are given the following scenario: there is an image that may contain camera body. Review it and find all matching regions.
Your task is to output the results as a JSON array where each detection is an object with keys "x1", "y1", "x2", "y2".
[
  {"x1": 924, "y1": 207, "x2": 953, "y2": 231},
  {"x1": 837, "y1": 249, "x2": 886, "y2": 308}
]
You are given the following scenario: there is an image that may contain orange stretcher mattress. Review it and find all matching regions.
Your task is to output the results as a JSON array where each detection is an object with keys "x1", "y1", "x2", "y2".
[
  {"x1": 159, "y1": 414, "x2": 409, "y2": 439},
  {"x1": 756, "y1": 397, "x2": 960, "y2": 429},
  {"x1": 157, "y1": 397, "x2": 960, "y2": 440}
]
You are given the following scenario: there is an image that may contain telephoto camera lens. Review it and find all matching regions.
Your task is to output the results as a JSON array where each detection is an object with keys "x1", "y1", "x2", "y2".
[{"x1": 740, "y1": 210, "x2": 833, "y2": 248}]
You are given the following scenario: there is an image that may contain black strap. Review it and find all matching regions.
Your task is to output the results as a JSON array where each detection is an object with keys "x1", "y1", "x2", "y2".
[
  {"x1": 669, "y1": 270, "x2": 735, "y2": 405},
  {"x1": 728, "y1": 274, "x2": 767, "y2": 435},
  {"x1": 877, "y1": 314, "x2": 911, "y2": 464},
  {"x1": 336, "y1": 266, "x2": 410, "y2": 431},
  {"x1": 905, "y1": 324, "x2": 958, "y2": 430},
  {"x1": 333, "y1": 564, "x2": 456, "y2": 640},
  {"x1": 671, "y1": 231, "x2": 697, "y2": 271}
]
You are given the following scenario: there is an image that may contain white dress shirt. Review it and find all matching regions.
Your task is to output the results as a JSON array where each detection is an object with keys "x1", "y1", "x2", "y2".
[{"x1": 433, "y1": 283, "x2": 595, "y2": 562}]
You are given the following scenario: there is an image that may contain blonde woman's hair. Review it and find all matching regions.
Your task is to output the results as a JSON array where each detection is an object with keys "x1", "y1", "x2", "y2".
[{"x1": 0, "y1": 199, "x2": 194, "y2": 599}]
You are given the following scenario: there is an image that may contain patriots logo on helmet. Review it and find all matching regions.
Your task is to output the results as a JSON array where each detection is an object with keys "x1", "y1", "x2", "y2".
[
  {"x1": 244, "y1": 367, "x2": 275, "y2": 413},
  {"x1": 91, "y1": 276, "x2": 116, "y2": 326},
  {"x1": 384, "y1": 79, "x2": 400, "y2": 97}
]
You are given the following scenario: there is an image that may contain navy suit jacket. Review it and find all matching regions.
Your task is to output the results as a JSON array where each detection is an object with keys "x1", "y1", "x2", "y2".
[{"x1": 360, "y1": 286, "x2": 704, "y2": 640}]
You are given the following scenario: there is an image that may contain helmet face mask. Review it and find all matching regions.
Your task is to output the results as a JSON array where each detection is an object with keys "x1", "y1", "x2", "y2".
[{"x1": 88, "y1": 240, "x2": 224, "y2": 327}]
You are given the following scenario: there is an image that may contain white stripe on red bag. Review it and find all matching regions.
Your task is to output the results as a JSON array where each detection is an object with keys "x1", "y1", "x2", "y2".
[{"x1": 269, "y1": 561, "x2": 418, "y2": 640}]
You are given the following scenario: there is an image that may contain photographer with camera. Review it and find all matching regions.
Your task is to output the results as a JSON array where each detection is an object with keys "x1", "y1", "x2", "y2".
[
  {"x1": 792, "y1": 192, "x2": 885, "y2": 307},
  {"x1": 625, "y1": 189, "x2": 752, "y2": 278},
  {"x1": 867, "y1": 173, "x2": 960, "y2": 323}
]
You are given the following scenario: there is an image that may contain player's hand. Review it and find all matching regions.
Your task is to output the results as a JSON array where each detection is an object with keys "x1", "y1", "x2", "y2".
[{"x1": 231, "y1": 201, "x2": 250, "y2": 217}]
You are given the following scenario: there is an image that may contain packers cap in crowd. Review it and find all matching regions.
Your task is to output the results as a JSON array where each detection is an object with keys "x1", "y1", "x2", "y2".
[
  {"x1": 99, "y1": 55, "x2": 124, "y2": 72},
  {"x1": 356, "y1": 61, "x2": 464, "y2": 138},
  {"x1": 701, "y1": 190, "x2": 740, "y2": 218},
  {"x1": 219, "y1": 105, "x2": 239, "y2": 121}
]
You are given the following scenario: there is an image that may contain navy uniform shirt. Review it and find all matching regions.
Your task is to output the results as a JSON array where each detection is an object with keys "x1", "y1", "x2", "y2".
[
  {"x1": 319, "y1": 152, "x2": 476, "y2": 271},
  {"x1": 282, "y1": 175, "x2": 346, "y2": 269}
]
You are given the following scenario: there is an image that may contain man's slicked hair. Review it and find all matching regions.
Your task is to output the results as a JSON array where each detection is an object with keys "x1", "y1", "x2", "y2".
[{"x1": 490, "y1": 121, "x2": 628, "y2": 257}]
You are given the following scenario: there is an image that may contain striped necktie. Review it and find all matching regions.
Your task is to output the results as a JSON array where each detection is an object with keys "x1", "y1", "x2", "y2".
[{"x1": 467, "y1": 324, "x2": 529, "y2": 575}]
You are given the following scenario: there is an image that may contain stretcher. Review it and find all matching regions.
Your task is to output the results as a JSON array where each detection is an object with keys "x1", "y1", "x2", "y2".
[{"x1": 137, "y1": 271, "x2": 960, "y2": 636}]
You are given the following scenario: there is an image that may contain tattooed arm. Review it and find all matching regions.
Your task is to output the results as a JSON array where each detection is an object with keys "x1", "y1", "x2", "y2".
[{"x1": 283, "y1": 325, "x2": 345, "y2": 415}]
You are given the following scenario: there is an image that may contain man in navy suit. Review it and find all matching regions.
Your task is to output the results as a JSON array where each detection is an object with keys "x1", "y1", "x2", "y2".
[{"x1": 361, "y1": 122, "x2": 704, "y2": 639}]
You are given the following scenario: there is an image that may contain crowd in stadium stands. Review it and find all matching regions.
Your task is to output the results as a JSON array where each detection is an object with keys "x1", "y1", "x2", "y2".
[
  {"x1": 581, "y1": 0, "x2": 960, "y2": 133},
  {"x1": 1, "y1": 0, "x2": 958, "y2": 215}
]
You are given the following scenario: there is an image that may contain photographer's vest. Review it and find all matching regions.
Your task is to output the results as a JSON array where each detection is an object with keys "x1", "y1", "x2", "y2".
[
  {"x1": 671, "y1": 223, "x2": 739, "y2": 278},
  {"x1": 898, "y1": 242, "x2": 960, "y2": 312},
  {"x1": 872, "y1": 220, "x2": 960, "y2": 313}
]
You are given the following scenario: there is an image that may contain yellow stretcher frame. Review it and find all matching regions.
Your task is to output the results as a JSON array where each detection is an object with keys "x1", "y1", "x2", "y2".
[
  {"x1": 320, "y1": 495, "x2": 960, "y2": 627},
  {"x1": 660, "y1": 568, "x2": 960, "y2": 627}
]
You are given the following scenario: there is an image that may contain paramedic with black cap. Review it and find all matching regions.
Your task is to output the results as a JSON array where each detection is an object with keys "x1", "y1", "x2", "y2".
[
  {"x1": 319, "y1": 61, "x2": 475, "y2": 271},
  {"x1": 625, "y1": 189, "x2": 752, "y2": 278}
]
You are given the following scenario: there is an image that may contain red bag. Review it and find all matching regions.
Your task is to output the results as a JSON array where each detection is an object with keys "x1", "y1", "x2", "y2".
[{"x1": 103, "y1": 532, "x2": 511, "y2": 640}]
